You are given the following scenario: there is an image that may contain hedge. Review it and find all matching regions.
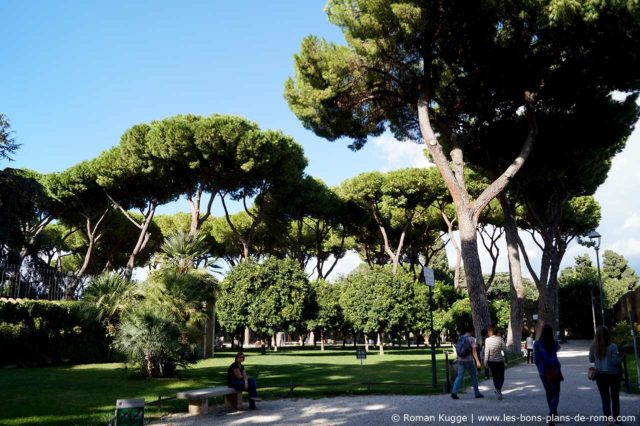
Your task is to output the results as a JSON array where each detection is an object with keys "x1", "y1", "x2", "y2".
[{"x1": 0, "y1": 300, "x2": 110, "y2": 367}]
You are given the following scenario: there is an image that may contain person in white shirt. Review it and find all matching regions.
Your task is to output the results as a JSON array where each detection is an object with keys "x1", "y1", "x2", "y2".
[
  {"x1": 526, "y1": 335, "x2": 534, "y2": 364},
  {"x1": 484, "y1": 327, "x2": 507, "y2": 400}
]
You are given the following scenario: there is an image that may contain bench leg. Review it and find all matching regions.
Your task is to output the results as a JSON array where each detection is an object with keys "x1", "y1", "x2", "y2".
[
  {"x1": 224, "y1": 392, "x2": 242, "y2": 410},
  {"x1": 187, "y1": 398, "x2": 208, "y2": 416}
]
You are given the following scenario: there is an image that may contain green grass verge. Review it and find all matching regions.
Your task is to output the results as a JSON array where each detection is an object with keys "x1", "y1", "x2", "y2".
[
  {"x1": 624, "y1": 354, "x2": 640, "y2": 393},
  {"x1": 0, "y1": 345, "x2": 463, "y2": 426}
]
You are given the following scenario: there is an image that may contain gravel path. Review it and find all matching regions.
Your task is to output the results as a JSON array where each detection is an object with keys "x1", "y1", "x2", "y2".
[{"x1": 152, "y1": 341, "x2": 640, "y2": 425}]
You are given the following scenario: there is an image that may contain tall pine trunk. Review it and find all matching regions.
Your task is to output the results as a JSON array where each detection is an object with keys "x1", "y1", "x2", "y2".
[
  {"x1": 458, "y1": 209, "x2": 492, "y2": 341},
  {"x1": 499, "y1": 195, "x2": 526, "y2": 353}
]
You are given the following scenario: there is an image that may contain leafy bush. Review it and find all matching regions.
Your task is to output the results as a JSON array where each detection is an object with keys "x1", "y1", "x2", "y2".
[
  {"x1": 218, "y1": 258, "x2": 312, "y2": 344},
  {"x1": 611, "y1": 321, "x2": 640, "y2": 351},
  {"x1": 0, "y1": 300, "x2": 109, "y2": 366},
  {"x1": 114, "y1": 303, "x2": 198, "y2": 378},
  {"x1": 110, "y1": 266, "x2": 215, "y2": 377},
  {"x1": 83, "y1": 272, "x2": 136, "y2": 335}
]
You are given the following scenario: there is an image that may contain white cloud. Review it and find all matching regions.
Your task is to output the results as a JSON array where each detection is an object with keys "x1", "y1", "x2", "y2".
[
  {"x1": 371, "y1": 134, "x2": 433, "y2": 171},
  {"x1": 624, "y1": 213, "x2": 640, "y2": 229},
  {"x1": 592, "y1": 123, "x2": 640, "y2": 271},
  {"x1": 606, "y1": 238, "x2": 640, "y2": 257}
]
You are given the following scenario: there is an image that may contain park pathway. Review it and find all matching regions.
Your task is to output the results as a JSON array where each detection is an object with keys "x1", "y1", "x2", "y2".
[{"x1": 152, "y1": 341, "x2": 640, "y2": 426}]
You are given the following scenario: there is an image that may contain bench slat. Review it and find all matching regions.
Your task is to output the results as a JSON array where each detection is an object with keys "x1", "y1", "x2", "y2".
[{"x1": 177, "y1": 387, "x2": 239, "y2": 400}]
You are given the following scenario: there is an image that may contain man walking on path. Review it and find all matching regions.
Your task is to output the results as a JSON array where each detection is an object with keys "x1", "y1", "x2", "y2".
[{"x1": 451, "y1": 327, "x2": 484, "y2": 399}]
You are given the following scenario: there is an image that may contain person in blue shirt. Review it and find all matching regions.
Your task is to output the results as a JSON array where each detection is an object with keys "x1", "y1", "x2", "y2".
[
  {"x1": 451, "y1": 327, "x2": 484, "y2": 400},
  {"x1": 534, "y1": 324, "x2": 562, "y2": 426}
]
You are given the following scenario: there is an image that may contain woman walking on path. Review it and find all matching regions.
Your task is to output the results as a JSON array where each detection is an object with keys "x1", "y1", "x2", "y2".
[
  {"x1": 484, "y1": 327, "x2": 507, "y2": 400},
  {"x1": 589, "y1": 326, "x2": 623, "y2": 425},
  {"x1": 534, "y1": 325, "x2": 563, "y2": 426}
]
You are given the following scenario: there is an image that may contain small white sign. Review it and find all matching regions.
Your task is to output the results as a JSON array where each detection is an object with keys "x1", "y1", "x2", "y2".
[
  {"x1": 532, "y1": 314, "x2": 539, "y2": 320},
  {"x1": 422, "y1": 267, "x2": 435, "y2": 287}
]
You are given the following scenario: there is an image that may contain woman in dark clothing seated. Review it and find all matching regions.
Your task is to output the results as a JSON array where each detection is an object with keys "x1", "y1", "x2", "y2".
[{"x1": 227, "y1": 352, "x2": 260, "y2": 409}]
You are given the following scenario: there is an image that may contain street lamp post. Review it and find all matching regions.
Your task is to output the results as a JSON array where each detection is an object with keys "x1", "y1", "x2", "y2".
[
  {"x1": 578, "y1": 231, "x2": 603, "y2": 330},
  {"x1": 587, "y1": 231, "x2": 607, "y2": 327},
  {"x1": 588, "y1": 282, "x2": 597, "y2": 335},
  {"x1": 422, "y1": 266, "x2": 437, "y2": 388}
]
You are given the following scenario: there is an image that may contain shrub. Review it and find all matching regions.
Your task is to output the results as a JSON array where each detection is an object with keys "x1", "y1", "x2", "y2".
[
  {"x1": 111, "y1": 266, "x2": 215, "y2": 377},
  {"x1": 0, "y1": 300, "x2": 109, "y2": 366},
  {"x1": 114, "y1": 303, "x2": 198, "y2": 377}
]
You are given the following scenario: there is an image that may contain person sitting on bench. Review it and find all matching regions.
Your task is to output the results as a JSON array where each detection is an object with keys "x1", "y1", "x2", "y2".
[{"x1": 227, "y1": 352, "x2": 260, "y2": 409}]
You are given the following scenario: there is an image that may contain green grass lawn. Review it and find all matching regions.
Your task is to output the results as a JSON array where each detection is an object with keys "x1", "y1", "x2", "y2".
[
  {"x1": 0, "y1": 347, "x2": 513, "y2": 425},
  {"x1": 624, "y1": 354, "x2": 640, "y2": 393},
  {"x1": 0, "y1": 345, "x2": 484, "y2": 426}
]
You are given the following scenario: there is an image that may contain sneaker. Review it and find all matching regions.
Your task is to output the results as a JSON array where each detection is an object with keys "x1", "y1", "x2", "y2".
[
  {"x1": 451, "y1": 393, "x2": 459, "y2": 399},
  {"x1": 497, "y1": 390, "x2": 503, "y2": 400},
  {"x1": 475, "y1": 393, "x2": 484, "y2": 398}
]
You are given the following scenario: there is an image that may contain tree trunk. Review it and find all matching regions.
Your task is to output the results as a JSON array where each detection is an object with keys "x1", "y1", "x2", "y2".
[
  {"x1": 244, "y1": 327, "x2": 251, "y2": 347},
  {"x1": 417, "y1": 92, "x2": 536, "y2": 345},
  {"x1": 378, "y1": 332, "x2": 384, "y2": 356},
  {"x1": 320, "y1": 329, "x2": 325, "y2": 351},
  {"x1": 458, "y1": 209, "x2": 492, "y2": 343},
  {"x1": 499, "y1": 195, "x2": 526, "y2": 354},
  {"x1": 364, "y1": 334, "x2": 369, "y2": 352},
  {"x1": 124, "y1": 203, "x2": 157, "y2": 279}
]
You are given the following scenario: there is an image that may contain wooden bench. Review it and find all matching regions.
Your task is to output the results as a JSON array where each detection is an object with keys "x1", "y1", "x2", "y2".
[{"x1": 177, "y1": 387, "x2": 242, "y2": 415}]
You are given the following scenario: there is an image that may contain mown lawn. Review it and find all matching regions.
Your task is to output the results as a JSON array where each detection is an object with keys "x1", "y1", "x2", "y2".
[
  {"x1": 0, "y1": 345, "x2": 462, "y2": 426},
  {"x1": 624, "y1": 354, "x2": 640, "y2": 393}
]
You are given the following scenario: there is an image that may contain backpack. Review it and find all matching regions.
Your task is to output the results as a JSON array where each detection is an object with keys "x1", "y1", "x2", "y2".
[{"x1": 456, "y1": 335, "x2": 472, "y2": 358}]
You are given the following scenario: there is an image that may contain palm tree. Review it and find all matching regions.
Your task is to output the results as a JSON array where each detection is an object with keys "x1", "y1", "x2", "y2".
[
  {"x1": 83, "y1": 272, "x2": 135, "y2": 334},
  {"x1": 143, "y1": 267, "x2": 216, "y2": 334},
  {"x1": 157, "y1": 231, "x2": 211, "y2": 273},
  {"x1": 114, "y1": 303, "x2": 196, "y2": 377}
]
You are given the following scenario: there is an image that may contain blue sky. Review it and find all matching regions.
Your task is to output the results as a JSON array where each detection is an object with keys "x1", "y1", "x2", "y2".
[
  {"x1": 2, "y1": 1, "x2": 639, "y2": 276},
  {"x1": 1, "y1": 1, "x2": 384, "y2": 184}
]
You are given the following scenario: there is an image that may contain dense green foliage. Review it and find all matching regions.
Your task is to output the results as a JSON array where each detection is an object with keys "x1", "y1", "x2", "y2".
[
  {"x1": 217, "y1": 258, "x2": 313, "y2": 343},
  {"x1": 0, "y1": 300, "x2": 109, "y2": 366},
  {"x1": 602, "y1": 250, "x2": 640, "y2": 308}
]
